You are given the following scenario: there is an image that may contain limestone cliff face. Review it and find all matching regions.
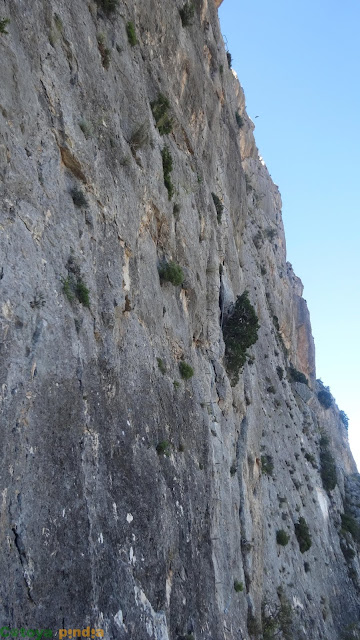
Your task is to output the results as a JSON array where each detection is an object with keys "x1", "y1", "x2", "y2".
[{"x1": 0, "y1": 2, "x2": 359, "y2": 639}]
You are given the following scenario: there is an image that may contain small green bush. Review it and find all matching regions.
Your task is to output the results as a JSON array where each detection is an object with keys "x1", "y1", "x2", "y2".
[
  {"x1": 62, "y1": 272, "x2": 90, "y2": 308},
  {"x1": 129, "y1": 122, "x2": 150, "y2": 152},
  {"x1": 97, "y1": 33, "x2": 111, "y2": 69},
  {"x1": 156, "y1": 440, "x2": 170, "y2": 456},
  {"x1": 0, "y1": 17, "x2": 10, "y2": 34},
  {"x1": 76, "y1": 279, "x2": 90, "y2": 307},
  {"x1": 339, "y1": 410, "x2": 349, "y2": 430},
  {"x1": 341, "y1": 623, "x2": 360, "y2": 640},
  {"x1": 295, "y1": 517, "x2": 312, "y2": 553},
  {"x1": 126, "y1": 21, "x2": 137, "y2": 46},
  {"x1": 235, "y1": 111, "x2": 244, "y2": 128},
  {"x1": 340, "y1": 539, "x2": 356, "y2": 563},
  {"x1": 234, "y1": 580, "x2": 243, "y2": 592},
  {"x1": 179, "y1": 361, "x2": 194, "y2": 380},
  {"x1": 318, "y1": 389, "x2": 333, "y2": 409},
  {"x1": 179, "y1": 2, "x2": 195, "y2": 26},
  {"x1": 320, "y1": 435, "x2": 337, "y2": 492},
  {"x1": 276, "y1": 366, "x2": 284, "y2": 380},
  {"x1": 150, "y1": 94, "x2": 173, "y2": 135},
  {"x1": 341, "y1": 512, "x2": 360, "y2": 542},
  {"x1": 276, "y1": 530, "x2": 290, "y2": 546},
  {"x1": 267, "y1": 385, "x2": 276, "y2": 394},
  {"x1": 223, "y1": 291, "x2": 259, "y2": 384},
  {"x1": 230, "y1": 464, "x2": 237, "y2": 476},
  {"x1": 304, "y1": 452, "x2": 317, "y2": 468},
  {"x1": 161, "y1": 146, "x2": 174, "y2": 199},
  {"x1": 211, "y1": 192, "x2": 224, "y2": 223},
  {"x1": 95, "y1": 0, "x2": 119, "y2": 14},
  {"x1": 157, "y1": 358, "x2": 166, "y2": 374},
  {"x1": 289, "y1": 366, "x2": 308, "y2": 386},
  {"x1": 70, "y1": 187, "x2": 88, "y2": 208},
  {"x1": 159, "y1": 261, "x2": 184, "y2": 286},
  {"x1": 247, "y1": 614, "x2": 261, "y2": 636},
  {"x1": 265, "y1": 227, "x2": 277, "y2": 241},
  {"x1": 261, "y1": 454, "x2": 274, "y2": 477},
  {"x1": 262, "y1": 588, "x2": 293, "y2": 640},
  {"x1": 62, "y1": 277, "x2": 75, "y2": 302}
]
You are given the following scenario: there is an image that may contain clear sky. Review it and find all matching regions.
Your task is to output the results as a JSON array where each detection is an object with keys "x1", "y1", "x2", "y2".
[{"x1": 219, "y1": 0, "x2": 360, "y2": 469}]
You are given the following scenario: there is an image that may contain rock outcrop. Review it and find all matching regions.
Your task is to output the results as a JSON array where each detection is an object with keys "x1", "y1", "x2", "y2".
[{"x1": 0, "y1": 1, "x2": 359, "y2": 639}]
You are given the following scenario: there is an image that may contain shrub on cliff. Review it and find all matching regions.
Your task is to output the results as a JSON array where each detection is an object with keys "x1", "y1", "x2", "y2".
[
  {"x1": 318, "y1": 389, "x2": 333, "y2": 409},
  {"x1": 95, "y1": 0, "x2": 118, "y2": 14},
  {"x1": 179, "y1": 2, "x2": 195, "y2": 26},
  {"x1": 158, "y1": 261, "x2": 184, "y2": 286},
  {"x1": 341, "y1": 511, "x2": 360, "y2": 543},
  {"x1": 71, "y1": 186, "x2": 88, "y2": 208},
  {"x1": 235, "y1": 111, "x2": 244, "y2": 128},
  {"x1": 62, "y1": 276, "x2": 90, "y2": 308},
  {"x1": 126, "y1": 21, "x2": 137, "y2": 46},
  {"x1": 276, "y1": 530, "x2": 290, "y2": 546},
  {"x1": 261, "y1": 454, "x2": 274, "y2": 477},
  {"x1": 211, "y1": 192, "x2": 224, "y2": 223},
  {"x1": 262, "y1": 588, "x2": 293, "y2": 640},
  {"x1": 150, "y1": 94, "x2": 173, "y2": 135},
  {"x1": 234, "y1": 580, "x2": 243, "y2": 592},
  {"x1": 179, "y1": 361, "x2": 194, "y2": 380},
  {"x1": 319, "y1": 435, "x2": 337, "y2": 492},
  {"x1": 222, "y1": 291, "x2": 259, "y2": 385},
  {"x1": 0, "y1": 17, "x2": 10, "y2": 34},
  {"x1": 339, "y1": 410, "x2": 349, "y2": 430},
  {"x1": 161, "y1": 146, "x2": 174, "y2": 199},
  {"x1": 294, "y1": 517, "x2": 312, "y2": 553},
  {"x1": 289, "y1": 365, "x2": 308, "y2": 386}
]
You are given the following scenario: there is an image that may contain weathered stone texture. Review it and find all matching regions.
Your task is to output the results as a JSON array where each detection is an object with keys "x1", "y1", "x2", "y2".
[{"x1": 0, "y1": 1, "x2": 359, "y2": 638}]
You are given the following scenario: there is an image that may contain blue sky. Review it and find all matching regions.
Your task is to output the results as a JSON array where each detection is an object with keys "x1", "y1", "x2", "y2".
[{"x1": 219, "y1": 0, "x2": 360, "y2": 468}]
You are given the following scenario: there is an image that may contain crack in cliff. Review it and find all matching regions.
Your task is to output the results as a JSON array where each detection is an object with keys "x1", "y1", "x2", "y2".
[{"x1": 11, "y1": 526, "x2": 36, "y2": 605}]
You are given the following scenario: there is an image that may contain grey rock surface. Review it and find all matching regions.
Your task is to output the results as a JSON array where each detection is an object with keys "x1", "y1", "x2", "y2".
[{"x1": 0, "y1": 1, "x2": 359, "y2": 638}]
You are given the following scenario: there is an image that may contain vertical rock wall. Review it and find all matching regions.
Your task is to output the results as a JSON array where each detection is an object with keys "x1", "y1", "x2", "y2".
[{"x1": 0, "y1": 1, "x2": 359, "y2": 638}]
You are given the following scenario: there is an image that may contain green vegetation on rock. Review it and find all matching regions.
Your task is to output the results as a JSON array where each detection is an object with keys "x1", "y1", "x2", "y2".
[
  {"x1": 320, "y1": 435, "x2": 337, "y2": 492},
  {"x1": 294, "y1": 517, "x2": 312, "y2": 553},
  {"x1": 0, "y1": 17, "x2": 10, "y2": 34},
  {"x1": 318, "y1": 388, "x2": 333, "y2": 409},
  {"x1": 261, "y1": 454, "x2": 274, "y2": 477},
  {"x1": 211, "y1": 192, "x2": 224, "y2": 223},
  {"x1": 95, "y1": 0, "x2": 118, "y2": 14},
  {"x1": 223, "y1": 291, "x2": 259, "y2": 385},
  {"x1": 276, "y1": 530, "x2": 290, "y2": 546},
  {"x1": 179, "y1": 361, "x2": 194, "y2": 380},
  {"x1": 289, "y1": 365, "x2": 308, "y2": 386},
  {"x1": 126, "y1": 21, "x2": 137, "y2": 46},
  {"x1": 158, "y1": 261, "x2": 184, "y2": 286},
  {"x1": 161, "y1": 146, "x2": 174, "y2": 199},
  {"x1": 71, "y1": 186, "x2": 88, "y2": 208},
  {"x1": 234, "y1": 580, "x2": 244, "y2": 592},
  {"x1": 156, "y1": 440, "x2": 171, "y2": 456},
  {"x1": 179, "y1": 2, "x2": 195, "y2": 26},
  {"x1": 150, "y1": 94, "x2": 173, "y2": 135}
]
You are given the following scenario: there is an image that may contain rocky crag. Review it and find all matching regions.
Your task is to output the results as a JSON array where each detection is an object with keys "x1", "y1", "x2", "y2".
[{"x1": 0, "y1": 1, "x2": 359, "y2": 638}]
